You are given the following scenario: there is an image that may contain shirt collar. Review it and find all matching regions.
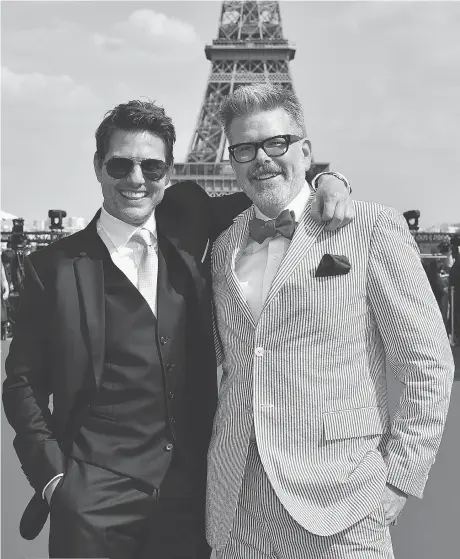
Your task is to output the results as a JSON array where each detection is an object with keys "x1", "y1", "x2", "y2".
[
  {"x1": 254, "y1": 181, "x2": 311, "y2": 222},
  {"x1": 98, "y1": 206, "x2": 157, "y2": 251}
]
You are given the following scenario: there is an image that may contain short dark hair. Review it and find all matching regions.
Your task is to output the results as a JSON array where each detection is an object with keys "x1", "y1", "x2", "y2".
[
  {"x1": 95, "y1": 100, "x2": 176, "y2": 166},
  {"x1": 218, "y1": 84, "x2": 306, "y2": 138}
]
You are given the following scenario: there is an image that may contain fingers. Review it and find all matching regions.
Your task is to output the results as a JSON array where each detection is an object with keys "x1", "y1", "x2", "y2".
[
  {"x1": 382, "y1": 505, "x2": 397, "y2": 527},
  {"x1": 310, "y1": 191, "x2": 354, "y2": 230},
  {"x1": 342, "y1": 201, "x2": 355, "y2": 225},
  {"x1": 384, "y1": 513, "x2": 399, "y2": 527},
  {"x1": 319, "y1": 193, "x2": 339, "y2": 223},
  {"x1": 325, "y1": 198, "x2": 345, "y2": 231},
  {"x1": 381, "y1": 485, "x2": 406, "y2": 526},
  {"x1": 310, "y1": 194, "x2": 324, "y2": 224}
]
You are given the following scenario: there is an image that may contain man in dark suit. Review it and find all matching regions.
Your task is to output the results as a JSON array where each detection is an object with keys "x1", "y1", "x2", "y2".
[{"x1": 2, "y1": 100, "x2": 352, "y2": 559}]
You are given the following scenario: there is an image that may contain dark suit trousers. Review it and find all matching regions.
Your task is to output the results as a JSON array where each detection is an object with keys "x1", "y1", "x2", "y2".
[{"x1": 48, "y1": 458, "x2": 210, "y2": 559}]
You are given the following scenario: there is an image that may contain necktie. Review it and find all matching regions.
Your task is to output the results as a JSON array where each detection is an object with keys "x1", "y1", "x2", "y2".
[
  {"x1": 249, "y1": 209, "x2": 297, "y2": 244},
  {"x1": 131, "y1": 228, "x2": 158, "y2": 316}
]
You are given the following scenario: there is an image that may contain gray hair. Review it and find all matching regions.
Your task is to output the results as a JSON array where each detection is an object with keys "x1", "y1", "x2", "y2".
[{"x1": 218, "y1": 84, "x2": 306, "y2": 138}]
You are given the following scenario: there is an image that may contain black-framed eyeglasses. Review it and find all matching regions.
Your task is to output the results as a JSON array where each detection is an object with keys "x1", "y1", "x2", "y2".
[
  {"x1": 104, "y1": 157, "x2": 169, "y2": 181},
  {"x1": 228, "y1": 134, "x2": 303, "y2": 164}
]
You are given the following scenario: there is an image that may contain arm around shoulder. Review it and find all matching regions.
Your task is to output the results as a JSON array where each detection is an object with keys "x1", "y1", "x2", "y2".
[{"x1": 208, "y1": 191, "x2": 252, "y2": 241}]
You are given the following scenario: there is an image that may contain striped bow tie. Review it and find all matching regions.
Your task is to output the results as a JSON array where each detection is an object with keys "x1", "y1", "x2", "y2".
[{"x1": 249, "y1": 209, "x2": 297, "y2": 244}]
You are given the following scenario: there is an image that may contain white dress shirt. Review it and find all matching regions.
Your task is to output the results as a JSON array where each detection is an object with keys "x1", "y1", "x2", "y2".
[
  {"x1": 42, "y1": 206, "x2": 158, "y2": 500},
  {"x1": 96, "y1": 206, "x2": 158, "y2": 298},
  {"x1": 235, "y1": 183, "x2": 311, "y2": 322}
]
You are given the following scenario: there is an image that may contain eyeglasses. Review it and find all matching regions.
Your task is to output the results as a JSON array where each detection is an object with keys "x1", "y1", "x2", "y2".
[
  {"x1": 104, "y1": 157, "x2": 169, "y2": 181},
  {"x1": 228, "y1": 134, "x2": 303, "y2": 164}
]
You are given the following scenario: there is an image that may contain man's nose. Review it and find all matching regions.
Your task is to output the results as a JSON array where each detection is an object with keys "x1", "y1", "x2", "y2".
[
  {"x1": 127, "y1": 163, "x2": 145, "y2": 186},
  {"x1": 253, "y1": 146, "x2": 271, "y2": 164}
]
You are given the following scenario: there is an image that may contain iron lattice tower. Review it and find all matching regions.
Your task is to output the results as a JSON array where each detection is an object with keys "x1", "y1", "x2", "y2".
[{"x1": 172, "y1": 0, "x2": 329, "y2": 195}]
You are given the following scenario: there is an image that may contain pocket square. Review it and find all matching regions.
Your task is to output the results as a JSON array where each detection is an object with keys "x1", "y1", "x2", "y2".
[{"x1": 315, "y1": 254, "x2": 351, "y2": 277}]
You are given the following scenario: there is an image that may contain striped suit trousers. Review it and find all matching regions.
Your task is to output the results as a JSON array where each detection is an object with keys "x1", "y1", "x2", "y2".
[{"x1": 217, "y1": 441, "x2": 395, "y2": 559}]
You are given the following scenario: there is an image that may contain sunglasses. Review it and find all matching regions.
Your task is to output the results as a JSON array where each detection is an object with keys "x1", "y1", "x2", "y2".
[{"x1": 104, "y1": 157, "x2": 169, "y2": 181}]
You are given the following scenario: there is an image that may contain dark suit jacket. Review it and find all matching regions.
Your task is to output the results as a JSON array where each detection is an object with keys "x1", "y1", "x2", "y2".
[{"x1": 2, "y1": 181, "x2": 251, "y2": 539}]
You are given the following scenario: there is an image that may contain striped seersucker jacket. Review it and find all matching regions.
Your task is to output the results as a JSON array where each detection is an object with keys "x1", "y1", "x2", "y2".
[{"x1": 206, "y1": 196, "x2": 454, "y2": 550}]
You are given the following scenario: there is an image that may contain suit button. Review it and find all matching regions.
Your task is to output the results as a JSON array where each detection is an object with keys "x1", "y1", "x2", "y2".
[
  {"x1": 255, "y1": 347, "x2": 264, "y2": 357},
  {"x1": 166, "y1": 364, "x2": 174, "y2": 372},
  {"x1": 168, "y1": 391, "x2": 175, "y2": 399},
  {"x1": 165, "y1": 443, "x2": 173, "y2": 451},
  {"x1": 160, "y1": 336, "x2": 168, "y2": 345},
  {"x1": 171, "y1": 417, "x2": 176, "y2": 425}
]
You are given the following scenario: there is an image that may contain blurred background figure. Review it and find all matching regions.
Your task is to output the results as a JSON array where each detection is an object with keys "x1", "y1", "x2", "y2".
[
  {"x1": 448, "y1": 242, "x2": 460, "y2": 345},
  {"x1": 1, "y1": 255, "x2": 12, "y2": 340},
  {"x1": 424, "y1": 260, "x2": 446, "y2": 313}
]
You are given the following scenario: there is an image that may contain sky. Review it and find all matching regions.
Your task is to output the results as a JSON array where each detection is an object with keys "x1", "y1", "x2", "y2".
[{"x1": 1, "y1": 0, "x2": 459, "y2": 228}]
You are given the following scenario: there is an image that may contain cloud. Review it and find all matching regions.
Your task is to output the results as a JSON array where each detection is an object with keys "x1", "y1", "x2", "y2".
[
  {"x1": 92, "y1": 33, "x2": 125, "y2": 50},
  {"x1": 3, "y1": 9, "x2": 202, "y2": 78},
  {"x1": 1, "y1": 7, "x2": 204, "y2": 128},
  {"x1": 93, "y1": 9, "x2": 202, "y2": 61},
  {"x1": 121, "y1": 9, "x2": 200, "y2": 45},
  {"x1": 2, "y1": 66, "x2": 96, "y2": 109}
]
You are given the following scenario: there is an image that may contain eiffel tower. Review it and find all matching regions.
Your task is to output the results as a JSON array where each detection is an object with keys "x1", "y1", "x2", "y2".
[{"x1": 172, "y1": 0, "x2": 329, "y2": 195}]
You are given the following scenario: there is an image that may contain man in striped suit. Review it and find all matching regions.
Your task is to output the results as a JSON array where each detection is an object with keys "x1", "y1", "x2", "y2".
[{"x1": 206, "y1": 84, "x2": 455, "y2": 559}]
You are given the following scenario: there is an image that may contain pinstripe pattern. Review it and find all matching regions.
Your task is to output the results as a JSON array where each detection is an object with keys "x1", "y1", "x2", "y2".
[
  {"x1": 212, "y1": 300, "x2": 224, "y2": 367},
  {"x1": 217, "y1": 442, "x2": 394, "y2": 559},
  {"x1": 207, "y1": 196, "x2": 454, "y2": 551}
]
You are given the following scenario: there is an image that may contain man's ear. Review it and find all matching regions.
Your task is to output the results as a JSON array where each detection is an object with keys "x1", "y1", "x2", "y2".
[
  {"x1": 93, "y1": 152, "x2": 103, "y2": 184},
  {"x1": 302, "y1": 139, "x2": 312, "y2": 172}
]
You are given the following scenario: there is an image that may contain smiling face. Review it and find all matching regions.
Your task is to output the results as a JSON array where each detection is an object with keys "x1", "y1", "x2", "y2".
[
  {"x1": 93, "y1": 129, "x2": 171, "y2": 226},
  {"x1": 228, "y1": 107, "x2": 311, "y2": 217}
]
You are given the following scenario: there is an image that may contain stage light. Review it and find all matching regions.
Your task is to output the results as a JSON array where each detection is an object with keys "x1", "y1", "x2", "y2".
[
  {"x1": 48, "y1": 209, "x2": 67, "y2": 231},
  {"x1": 403, "y1": 210, "x2": 420, "y2": 231}
]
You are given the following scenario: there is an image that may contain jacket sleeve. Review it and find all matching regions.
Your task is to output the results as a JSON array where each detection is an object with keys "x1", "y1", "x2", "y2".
[
  {"x1": 2, "y1": 256, "x2": 65, "y2": 494},
  {"x1": 367, "y1": 207, "x2": 454, "y2": 498},
  {"x1": 208, "y1": 192, "x2": 252, "y2": 242}
]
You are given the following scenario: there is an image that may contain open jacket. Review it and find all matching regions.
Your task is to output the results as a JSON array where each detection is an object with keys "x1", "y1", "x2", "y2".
[{"x1": 2, "y1": 181, "x2": 251, "y2": 540}]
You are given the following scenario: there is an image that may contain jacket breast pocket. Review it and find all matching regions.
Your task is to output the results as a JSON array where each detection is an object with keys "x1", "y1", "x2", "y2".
[{"x1": 323, "y1": 406, "x2": 387, "y2": 441}]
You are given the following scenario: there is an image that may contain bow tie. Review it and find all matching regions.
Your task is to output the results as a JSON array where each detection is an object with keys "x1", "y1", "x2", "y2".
[{"x1": 249, "y1": 209, "x2": 297, "y2": 244}]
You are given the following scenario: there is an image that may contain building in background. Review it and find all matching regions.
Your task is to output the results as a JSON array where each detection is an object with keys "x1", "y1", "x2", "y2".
[{"x1": 171, "y1": 0, "x2": 329, "y2": 196}]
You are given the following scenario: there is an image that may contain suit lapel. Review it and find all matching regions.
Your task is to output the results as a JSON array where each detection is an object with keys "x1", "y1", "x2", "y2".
[
  {"x1": 224, "y1": 207, "x2": 256, "y2": 327},
  {"x1": 73, "y1": 215, "x2": 106, "y2": 390},
  {"x1": 262, "y1": 194, "x2": 326, "y2": 312}
]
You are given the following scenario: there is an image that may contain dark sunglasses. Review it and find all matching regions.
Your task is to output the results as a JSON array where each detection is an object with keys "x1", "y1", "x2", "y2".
[{"x1": 104, "y1": 157, "x2": 168, "y2": 181}]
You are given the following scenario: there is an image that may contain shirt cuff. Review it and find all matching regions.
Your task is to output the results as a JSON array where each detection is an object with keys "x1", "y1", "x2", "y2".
[{"x1": 42, "y1": 473, "x2": 64, "y2": 500}]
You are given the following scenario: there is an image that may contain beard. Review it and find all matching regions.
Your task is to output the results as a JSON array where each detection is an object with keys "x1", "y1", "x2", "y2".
[
  {"x1": 248, "y1": 163, "x2": 284, "y2": 181},
  {"x1": 239, "y1": 165, "x2": 306, "y2": 218},
  {"x1": 244, "y1": 178, "x2": 289, "y2": 217}
]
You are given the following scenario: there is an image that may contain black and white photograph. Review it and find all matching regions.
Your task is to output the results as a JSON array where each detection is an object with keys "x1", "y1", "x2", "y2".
[{"x1": 1, "y1": 1, "x2": 459, "y2": 558}]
